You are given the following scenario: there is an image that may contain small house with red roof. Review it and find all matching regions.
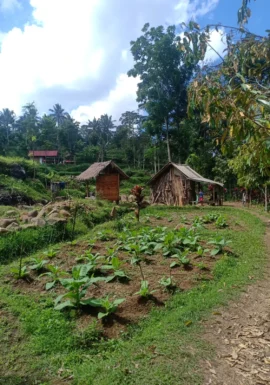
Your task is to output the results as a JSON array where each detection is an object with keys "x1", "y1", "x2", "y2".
[{"x1": 28, "y1": 150, "x2": 59, "y2": 164}]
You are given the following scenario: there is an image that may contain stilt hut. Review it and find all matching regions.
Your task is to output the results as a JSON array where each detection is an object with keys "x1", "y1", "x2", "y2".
[
  {"x1": 149, "y1": 163, "x2": 223, "y2": 206},
  {"x1": 76, "y1": 161, "x2": 129, "y2": 202}
]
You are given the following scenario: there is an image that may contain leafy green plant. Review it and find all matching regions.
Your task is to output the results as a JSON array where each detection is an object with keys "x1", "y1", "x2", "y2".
[
  {"x1": 182, "y1": 235, "x2": 200, "y2": 251},
  {"x1": 208, "y1": 237, "x2": 232, "y2": 256},
  {"x1": 55, "y1": 266, "x2": 106, "y2": 310},
  {"x1": 97, "y1": 296, "x2": 125, "y2": 319},
  {"x1": 43, "y1": 249, "x2": 57, "y2": 259},
  {"x1": 11, "y1": 265, "x2": 29, "y2": 280},
  {"x1": 102, "y1": 256, "x2": 129, "y2": 282},
  {"x1": 159, "y1": 275, "x2": 176, "y2": 291},
  {"x1": 196, "y1": 246, "x2": 209, "y2": 257},
  {"x1": 135, "y1": 280, "x2": 156, "y2": 298},
  {"x1": 170, "y1": 250, "x2": 190, "y2": 268},
  {"x1": 215, "y1": 215, "x2": 228, "y2": 228},
  {"x1": 40, "y1": 265, "x2": 67, "y2": 290},
  {"x1": 29, "y1": 257, "x2": 48, "y2": 272}
]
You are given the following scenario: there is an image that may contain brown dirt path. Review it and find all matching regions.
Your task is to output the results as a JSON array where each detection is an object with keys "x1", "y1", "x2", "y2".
[{"x1": 203, "y1": 204, "x2": 270, "y2": 385}]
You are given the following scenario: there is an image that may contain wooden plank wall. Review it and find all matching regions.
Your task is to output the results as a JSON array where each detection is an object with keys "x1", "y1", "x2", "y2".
[{"x1": 96, "y1": 174, "x2": 119, "y2": 201}]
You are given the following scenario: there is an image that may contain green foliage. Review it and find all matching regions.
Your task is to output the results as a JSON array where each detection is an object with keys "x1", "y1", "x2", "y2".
[
  {"x1": 135, "y1": 280, "x2": 156, "y2": 298},
  {"x1": 208, "y1": 237, "x2": 232, "y2": 256},
  {"x1": 39, "y1": 265, "x2": 67, "y2": 290},
  {"x1": 159, "y1": 276, "x2": 176, "y2": 291},
  {"x1": 97, "y1": 297, "x2": 125, "y2": 319},
  {"x1": 10, "y1": 265, "x2": 29, "y2": 280},
  {"x1": 28, "y1": 257, "x2": 48, "y2": 272},
  {"x1": 0, "y1": 223, "x2": 67, "y2": 264}
]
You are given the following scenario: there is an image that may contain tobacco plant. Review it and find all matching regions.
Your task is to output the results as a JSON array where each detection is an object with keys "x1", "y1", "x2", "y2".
[
  {"x1": 97, "y1": 296, "x2": 125, "y2": 319},
  {"x1": 208, "y1": 237, "x2": 232, "y2": 256},
  {"x1": 102, "y1": 256, "x2": 129, "y2": 282},
  {"x1": 40, "y1": 265, "x2": 67, "y2": 290},
  {"x1": 29, "y1": 257, "x2": 48, "y2": 272},
  {"x1": 135, "y1": 280, "x2": 156, "y2": 298}
]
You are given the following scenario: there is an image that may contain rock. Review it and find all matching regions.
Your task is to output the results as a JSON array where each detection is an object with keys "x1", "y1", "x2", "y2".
[
  {"x1": 31, "y1": 217, "x2": 46, "y2": 227},
  {"x1": 0, "y1": 227, "x2": 9, "y2": 233},
  {"x1": 20, "y1": 224, "x2": 38, "y2": 230},
  {"x1": 48, "y1": 209, "x2": 59, "y2": 217},
  {"x1": 0, "y1": 218, "x2": 18, "y2": 228},
  {"x1": 128, "y1": 195, "x2": 135, "y2": 203},
  {"x1": 20, "y1": 214, "x2": 30, "y2": 223},
  {"x1": 6, "y1": 222, "x2": 20, "y2": 231},
  {"x1": 10, "y1": 164, "x2": 26, "y2": 180},
  {"x1": 59, "y1": 209, "x2": 71, "y2": 218},
  {"x1": 47, "y1": 217, "x2": 67, "y2": 226},
  {"x1": 120, "y1": 194, "x2": 128, "y2": 202},
  {"x1": 28, "y1": 210, "x2": 38, "y2": 218},
  {"x1": 6, "y1": 210, "x2": 18, "y2": 217}
]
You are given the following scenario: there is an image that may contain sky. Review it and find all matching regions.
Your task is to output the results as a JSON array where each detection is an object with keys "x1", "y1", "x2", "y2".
[{"x1": 0, "y1": 0, "x2": 269, "y2": 123}]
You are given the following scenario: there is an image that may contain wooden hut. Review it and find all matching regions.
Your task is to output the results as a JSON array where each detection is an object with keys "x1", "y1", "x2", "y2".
[
  {"x1": 76, "y1": 161, "x2": 129, "y2": 202},
  {"x1": 149, "y1": 162, "x2": 223, "y2": 206}
]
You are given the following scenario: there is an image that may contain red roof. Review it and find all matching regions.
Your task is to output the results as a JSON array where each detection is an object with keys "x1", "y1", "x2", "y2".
[{"x1": 28, "y1": 150, "x2": 58, "y2": 157}]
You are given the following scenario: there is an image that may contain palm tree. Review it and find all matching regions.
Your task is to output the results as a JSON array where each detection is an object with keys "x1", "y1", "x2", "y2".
[{"x1": 49, "y1": 104, "x2": 67, "y2": 149}]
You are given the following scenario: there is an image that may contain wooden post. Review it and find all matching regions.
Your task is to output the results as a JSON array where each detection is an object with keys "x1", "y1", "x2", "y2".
[{"x1": 86, "y1": 181, "x2": 90, "y2": 197}]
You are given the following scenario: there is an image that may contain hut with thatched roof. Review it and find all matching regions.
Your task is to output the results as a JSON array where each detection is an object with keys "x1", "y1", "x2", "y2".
[
  {"x1": 76, "y1": 161, "x2": 129, "y2": 202},
  {"x1": 149, "y1": 162, "x2": 223, "y2": 206}
]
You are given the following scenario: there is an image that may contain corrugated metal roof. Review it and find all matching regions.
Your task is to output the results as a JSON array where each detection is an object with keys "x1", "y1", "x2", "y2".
[
  {"x1": 149, "y1": 162, "x2": 223, "y2": 187},
  {"x1": 76, "y1": 161, "x2": 129, "y2": 181},
  {"x1": 28, "y1": 150, "x2": 58, "y2": 157}
]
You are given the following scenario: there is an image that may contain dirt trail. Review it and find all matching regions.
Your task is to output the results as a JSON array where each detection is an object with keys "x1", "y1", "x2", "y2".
[{"x1": 203, "y1": 205, "x2": 270, "y2": 385}]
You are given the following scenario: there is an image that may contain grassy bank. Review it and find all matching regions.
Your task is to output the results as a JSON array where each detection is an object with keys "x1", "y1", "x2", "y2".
[{"x1": 0, "y1": 207, "x2": 266, "y2": 385}]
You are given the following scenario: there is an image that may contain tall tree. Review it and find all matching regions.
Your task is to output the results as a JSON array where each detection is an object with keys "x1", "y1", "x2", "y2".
[
  {"x1": 128, "y1": 23, "x2": 196, "y2": 162},
  {"x1": 0, "y1": 108, "x2": 15, "y2": 153}
]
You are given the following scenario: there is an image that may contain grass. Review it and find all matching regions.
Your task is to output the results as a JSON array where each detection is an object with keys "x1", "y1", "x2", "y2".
[{"x1": 0, "y1": 206, "x2": 266, "y2": 385}]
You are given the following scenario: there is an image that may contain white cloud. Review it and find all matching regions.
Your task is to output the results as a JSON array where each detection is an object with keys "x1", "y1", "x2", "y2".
[
  {"x1": 0, "y1": 0, "x2": 220, "y2": 121},
  {"x1": 203, "y1": 28, "x2": 226, "y2": 63},
  {"x1": 71, "y1": 74, "x2": 139, "y2": 123},
  {"x1": 0, "y1": 0, "x2": 21, "y2": 12}
]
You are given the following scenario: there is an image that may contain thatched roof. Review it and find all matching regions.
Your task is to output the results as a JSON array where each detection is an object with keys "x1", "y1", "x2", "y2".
[
  {"x1": 149, "y1": 162, "x2": 223, "y2": 187},
  {"x1": 76, "y1": 161, "x2": 129, "y2": 181}
]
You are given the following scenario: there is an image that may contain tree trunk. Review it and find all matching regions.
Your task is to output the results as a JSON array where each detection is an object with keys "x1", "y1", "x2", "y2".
[
  {"x1": 265, "y1": 185, "x2": 268, "y2": 212},
  {"x1": 165, "y1": 118, "x2": 171, "y2": 162}
]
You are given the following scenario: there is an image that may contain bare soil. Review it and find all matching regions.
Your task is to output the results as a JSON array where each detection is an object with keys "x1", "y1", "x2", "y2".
[{"x1": 203, "y1": 205, "x2": 270, "y2": 385}]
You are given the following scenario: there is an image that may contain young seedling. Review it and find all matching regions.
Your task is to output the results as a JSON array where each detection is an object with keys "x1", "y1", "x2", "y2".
[
  {"x1": 97, "y1": 296, "x2": 125, "y2": 319},
  {"x1": 135, "y1": 280, "x2": 156, "y2": 298},
  {"x1": 196, "y1": 246, "x2": 209, "y2": 257},
  {"x1": 102, "y1": 256, "x2": 129, "y2": 282},
  {"x1": 215, "y1": 215, "x2": 228, "y2": 228},
  {"x1": 11, "y1": 265, "x2": 29, "y2": 280},
  {"x1": 159, "y1": 271, "x2": 176, "y2": 291},
  {"x1": 43, "y1": 249, "x2": 57, "y2": 259},
  {"x1": 39, "y1": 265, "x2": 67, "y2": 290},
  {"x1": 28, "y1": 257, "x2": 48, "y2": 272},
  {"x1": 170, "y1": 250, "x2": 190, "y2": 268},
  {"x1": 55, "y1": 266, "x2": 106, "y2": 310},
  {"x1": 208, "y1": 237, "x2": 232, "y2": 256}
]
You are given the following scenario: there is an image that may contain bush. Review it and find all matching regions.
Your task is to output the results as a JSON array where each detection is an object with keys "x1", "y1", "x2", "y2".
[{"x1": 0, "y1": 223, "x2": 69, "y2": 264}]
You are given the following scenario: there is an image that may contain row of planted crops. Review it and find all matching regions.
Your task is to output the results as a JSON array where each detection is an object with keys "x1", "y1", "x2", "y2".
[{"x1": 10, "y1": 212, "x2": 232, "y2": 322}]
